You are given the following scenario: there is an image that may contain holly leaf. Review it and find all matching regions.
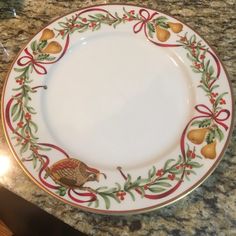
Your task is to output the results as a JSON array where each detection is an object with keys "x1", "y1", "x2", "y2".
[
  {"x1": 200, "y1": 119, "x2": 211, "y2": 128},
  {"x1": 154, "y1": 16, "x2": 168, "y2": 24},
  {"x1": 206, "y1": 130, "x2": 215, "y2": 144},
  {"x1": 38, "y1": 40, "x2": 47, "y2": 50}
]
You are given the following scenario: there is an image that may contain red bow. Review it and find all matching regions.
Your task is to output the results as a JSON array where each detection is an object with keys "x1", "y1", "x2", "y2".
[
  {"x1": 16, "y1": 35, "x2": 70, "y2": 75},
  {"x1": 133, "y1": 9, "x2": 158, "y2": 34},
  {"x1": 195, "y1": 104, "x2": 230, "y2": 131},
  {"x1": 17, "y1": 48, "x2": 47, "y2": 75}
]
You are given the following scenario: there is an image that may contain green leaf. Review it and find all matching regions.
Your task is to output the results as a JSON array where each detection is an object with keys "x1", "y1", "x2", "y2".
[
  {"x1": 192, "y1": 68, "x2": 202, "y2": 73},
  {"x1": 14, "y1": 67, "x2": 27, "y2": 72},
  {"x1": 127, "y1": 190, "x2": 135, "y2": 201},
  {"x1": 187, "y1": 170, "x2": 197, "y2": 175},
  {"x1": 198, "y1": 119, "x2": 211, "y2": 128},
  {"x1": 38, "y1": 40, "x2": 47, "y2": 50},
  {"x1": 196, "y1": 47, "x2": 200, "y2": 58},
  {"x1": 95, "y1": 13, "x2": 105, "y2": 18},
  {"x1": 214, "y1": 92, "x2": 228, "y2": 107},
  {"x1": 185, "y1": 172, "x2": 190, "y2": 181},
  {"x1": 26, "y1": 106, "x2": 37, "y2": 114},
  {"x1": 158, "y1": 22, "x2": 168, "y2": 29},
  {"x1": 109, "y1": 194, "x2": 120, "y2": 204},
  {"x1": 94, "y1": 199, "x2": 99, "y2": 208},
  {"x1": 186, "y1": 53, "x2": 196, "y2": 62},
  {"x1": 148, "y1": 187, "x2": 166, "y2": 193},
  {"x1": 100, "y1": 194, "x2": 110, "y2": 209},
  {"x1": 102, "y1": 188, "x2": 118, "y2": 194},
  {"x1": 215, "y1": 127, "x2": 224, "y2": 141},
  {"x1": 210, "y1": 84, "x2": 219, "y2": 91},
  {"x1": 29, "y1": 120, "x2": 38, "y2": 133},
  {"x1": 152, "y1": 181, "x2": 171, "y2": 187},
  {"x1": 12, "y1": 107, "x2": 22, "y2": 122},
  {"x1": 155, "y1": 16, "x2": 168, "y2": 23},
  {"x1": 176, "y1": 155, "x2": 183, "y2": 165},
  {"x1": 191, "y1": 120, "x2": 202, "y2": 126},
  {"x1": 124, "y1": 174, "x2": 132, "y2": 190},
  {"x1": 190, "y1": 34, "x2": 196, "y2": 43},
  {"x1": 205, "y1": 60, "x2": 210, "y2": 71},
  {"x1": 208, "y1": 65, "x2": 214, "y2": 75},
  {"x1": 115, "y1": 182, "x2": 121, "y2": 191},
  {"x1": 168, "y1": 168, "x2": 184, "y2": 175},
  {"x1": 164, "y1": 158, "x2": 175, "y2": 170},
  {"x1": 11, "y1": 103, "x2": 19, "y2": 117},
  {"x1": 96, "y1": 186, "x2": 108, "y2": 192},
  {"x1": 148, "y1": 166, "x2": 156, "y2": 179},
  {"x1": 132, "y1": 176, "x2": 148, "y2": 186},
  {"x1": 187, "y1": 161, "x2": 203, "y2": 168},
  {"x1": 206, "y1": 130, "x2": 215, "y2": 144},
  {"x1": 33, "y1": 156, "x2": 37, "y2": 169},
  {"x1": 136, "y1": 187, "x2": 145, "y2": 198},
  {"x1": 198, "y1": 85, "x2": 210, "y2": 93},
  {"x1": 30, "y1": 40, "x2": 37, "y2": 52},
  {"x1": 87, "y1": 200, "x2": 93, "y2": 207},
  {"x1": 147, "y1": 22, "x2": 154, "y2": 38},
  {"x1": 20, "y1": 141, "x2": 30, "y2": 154}
]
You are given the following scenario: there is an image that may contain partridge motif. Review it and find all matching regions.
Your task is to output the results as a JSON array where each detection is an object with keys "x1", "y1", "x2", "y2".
[{"x1": 44, "y1": 158, "x2": 106, "y2": 189}]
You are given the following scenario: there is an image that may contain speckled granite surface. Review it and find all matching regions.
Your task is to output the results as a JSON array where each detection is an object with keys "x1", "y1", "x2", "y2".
[{"x1": 0, "y1": 0, "x2": 235, "y2": 235}]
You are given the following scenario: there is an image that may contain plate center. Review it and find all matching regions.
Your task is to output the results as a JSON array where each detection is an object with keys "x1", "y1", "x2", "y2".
[{"x1": 42, "y1": 32, "x2": 193, "y2": 170}]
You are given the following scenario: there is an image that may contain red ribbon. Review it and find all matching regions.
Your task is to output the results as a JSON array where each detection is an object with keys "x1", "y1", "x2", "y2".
[
  {"x1": 17, "y1": 48, "x2": 47, "y2": 75},
  {"x1": 133, "y1": 9, "x2": 158, "y2": 33},
  {"x1": 68, "y1": 189, "x2": 97, "y2": 203},
  {"x1": 195, "y1": 104, "x2": 230, "y2": 131},
  {"x1": 16, "y1": 34, "x2": 70, "y2": 75},
  {"x1": 38, "y1": 142, "x2": 69, "y2": 158}
]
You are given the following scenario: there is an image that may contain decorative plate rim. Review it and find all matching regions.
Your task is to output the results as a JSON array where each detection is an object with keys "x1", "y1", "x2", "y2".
[{"x1": 1, "y1": 3, "x2": 234, "y2": 215}]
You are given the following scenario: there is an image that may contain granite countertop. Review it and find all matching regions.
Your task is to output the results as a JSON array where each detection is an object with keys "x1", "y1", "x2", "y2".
[{"x1": 0, "y1": 0, "x2": 235, "y2": 235}]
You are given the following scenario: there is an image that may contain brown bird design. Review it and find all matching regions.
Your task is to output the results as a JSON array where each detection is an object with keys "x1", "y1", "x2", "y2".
[{"x1": 44, "y1": 158, "x2": 106, "y2": 191}]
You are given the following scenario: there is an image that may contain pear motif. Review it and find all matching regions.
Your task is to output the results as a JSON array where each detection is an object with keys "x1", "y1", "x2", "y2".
[
  {"x1": 40, "y1": 28, "x2": 55, "y2": 41},
  {"x1": 167, "y1": 22, "x2": 183, "y2": 33},
  {"x1": 42, "y1": 41, "x2": 62, "y2": 54},
  {"x1": 156, "y1": 26, "x2": 170, "y2": 42},
  {"x1": 201, "y1": 141, "x2": 217, "y2": 159},
  {"x1": 187, "y1": 128, "x2": 209, "y2": 145}
]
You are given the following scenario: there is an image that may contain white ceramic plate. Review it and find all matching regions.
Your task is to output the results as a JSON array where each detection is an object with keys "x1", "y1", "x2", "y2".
[{"x1": 2, "y1": 4, "x2": 234, "y2": 214}]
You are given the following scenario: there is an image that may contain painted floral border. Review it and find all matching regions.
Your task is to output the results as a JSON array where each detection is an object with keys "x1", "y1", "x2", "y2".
[{"x1": 4, "y1": 6, "x2": 231, "y2": 210}]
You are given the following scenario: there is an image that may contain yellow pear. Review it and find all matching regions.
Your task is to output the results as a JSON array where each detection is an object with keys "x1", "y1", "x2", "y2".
[
  {"x1": 187, "y1": 128, "x2": 209, "y2": 145},
  {"x1": 167, "y1": 22, "x2": 183, "y2": 33},
  {"x1": 156, "y1": 26, "x2": 170, "y2": 42},
  {"x1": 201, "y1": 141, "x2": 217, "y2": 159},
  {"x1": 40, "y1": 28, "x2": 55, "y2": 41},
  {"x1": 42, "y1": 41, "x2": 62, "y2": 54}
]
